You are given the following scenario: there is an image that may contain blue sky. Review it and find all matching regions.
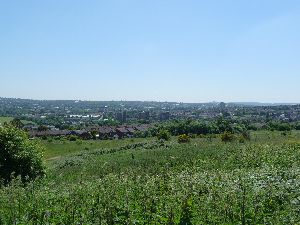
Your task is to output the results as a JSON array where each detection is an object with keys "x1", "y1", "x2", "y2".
[{"x1": 0, "y1": 0, "x2": 299, "y2": 103}]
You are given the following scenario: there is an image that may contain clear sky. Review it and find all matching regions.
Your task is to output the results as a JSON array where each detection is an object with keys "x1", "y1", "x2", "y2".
[{"x1": 0, "y1": 0, "x2": 299, "y2": 103}]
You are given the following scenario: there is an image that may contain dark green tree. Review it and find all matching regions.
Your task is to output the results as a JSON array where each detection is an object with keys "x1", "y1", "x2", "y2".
[
  {"x1": 157, "y1": 129, "x2": 171, "y2": 141},
  {"x1": 10, "y1": 118, "x2": 24, "y2": 129},
  {"x1": 0, "y1": 125, "x2": 45, "y2": 183},
  {"x1": 221, "y1": 131, "x2": 235, "y2": 142}
]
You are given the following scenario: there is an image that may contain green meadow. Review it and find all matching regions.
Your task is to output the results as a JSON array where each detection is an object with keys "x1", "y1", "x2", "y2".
[
  {"x1": 0, "y1": 117, "x2": 14, "y2": 124},
  {"x1": 1, "y1": 131, "x2": 300, "y2": 224},
  {"x1": 42, "y1": 137, "x2": 154, "y2": 159},
  {"x1": 0, "y1": 116, "x2": 35, "y2": 126}
]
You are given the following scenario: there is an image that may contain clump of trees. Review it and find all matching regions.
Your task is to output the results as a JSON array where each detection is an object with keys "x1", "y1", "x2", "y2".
[
  {"x1": 156, "y1": 129, "x2": 171, "y2": 141},
  {"x1": 267, "y1": 122, "x2": 292, "y2": 131},
  {"x1": 68, "y1": 135, "x2": 78, "y2": 141},
  {"x1": 151, "y1": 117, "x2": 247, "y2": 138},
  {"x1": 0, "y1": 124, "x2": 45, "y2": 183},
  {"x1": 295, "y1": 122, "x2": 300, "y2": 130},
  {"x1": 221, "y1": 131, "x2": 235, "y2": 142}
]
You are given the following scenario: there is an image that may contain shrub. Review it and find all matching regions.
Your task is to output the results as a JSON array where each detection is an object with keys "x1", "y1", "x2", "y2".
[
  {"x1": 41, "y1": 135, "x2": 48, "y2": 140},
  {"x1": 295, "y1": 122, "x2": 300, "y2": 130},
  {"x1": 221, "y1": 131, "x2": 235, "y2": 142},
  {"x1": 241, "y1": 130, "x2": 251, "y2": 141},
  {"x1": 268, "y1": 122, "x2": 292, "y2": 131},
  {"x1": 178, "y1": 134, "x2": 191, "y2": 143},
  {"x1": 54, "y1": 136, "x2": 62, "y2": 141},
  {"x1": 68, "y1": 135, "x2": 78, "y2": 141},
  {"x1": 239, "y1": 134, "x2": 250, "y2": 143},
  {"x1": 134, "y1": 131, "x2": 145, "y2": 138},
  {"x1": 157, "y1": 129, "x2": 171, "y2": 141},
  {"x1": 0, "y1": 125, "x2": 45, "y2": 183}
]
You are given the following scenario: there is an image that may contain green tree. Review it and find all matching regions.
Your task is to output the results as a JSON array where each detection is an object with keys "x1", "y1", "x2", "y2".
[
  {"x1": 91, "y1": 130, "x2": 98, "y2": 140},
  {"x1": 157, "y1": 129, "x2": 171, "y2": 141},
  {"x1": 221, "y1": 131, "x2": 235, "y2": 142},
  {"x1": 10, "y1": 118, "x2": 24, "y2": 129},
  {"x1": 0, "y1": 125, "x2": 45, "y2": 183},
  {"x1": 38, "y1": 125, "x2": 48, "y2": 131}
]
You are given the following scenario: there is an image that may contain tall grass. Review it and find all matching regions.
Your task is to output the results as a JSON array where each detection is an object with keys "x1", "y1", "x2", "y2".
[{"x1": 1, "y1": 131, "x2": 300, "y2": 224}]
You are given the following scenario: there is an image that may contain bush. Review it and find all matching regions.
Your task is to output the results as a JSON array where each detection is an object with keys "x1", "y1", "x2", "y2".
[
  {"x1": 268, "y1": 122, "x2": 292, "y2": 131},
  {"x1": 178, "y1": 134, "x2": 191, "y2": 143},
  {"x1": 0, "y1": 125, "x2": 45, "y2": 183},
  {"x1": 294, "y1": 122, "x2": 300, "y2": 130},
  {"x1": 241, "y1": 130, "x2": 251, "y2": 141},
  {"x1": 157, "y1": 129, "x2": 171, "y2": 141},
  {"x1": 221, "y1": 131, "x2": 235, "y2": 142},
  {"x1": 41, "y1": 135, "x2": 48, "y2": 140},
  {"x1": 68, "y1": 135, "x2": 78, "y2": 141},
  {"x1": 134, "y1": 131, "x2": 145, "y2": 138},
  {"x1": 238, "y1": 132, "x2": 251, "y2": 143}
]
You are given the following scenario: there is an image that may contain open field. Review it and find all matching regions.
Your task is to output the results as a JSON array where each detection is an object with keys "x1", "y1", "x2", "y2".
[
  {"x1": 1, "y1": 131, "x2": 300, "y2": 224},
  {"x1": 42, "y1": 137, "x2": 154, "y2": 159},
  {"x1": 42, "y1": 130, "x2": 300, "y2": 160},
  {"x1": 0, "y1": 116, "x2": 14, "y2": 124},
  {"x1": 0, "y1": 116, "x2": 36, "y2": 125}
]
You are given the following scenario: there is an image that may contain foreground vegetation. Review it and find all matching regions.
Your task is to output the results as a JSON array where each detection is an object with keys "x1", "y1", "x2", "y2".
[
  {"x1": 42, "y1": 137, "x2": 153, "y2": 159},
  {"x1": 1, "y1": 131, "x2": 300, "y2": 224}
]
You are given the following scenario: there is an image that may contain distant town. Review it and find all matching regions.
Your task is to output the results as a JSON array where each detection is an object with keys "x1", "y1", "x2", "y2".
[{"x1": 0, "y1": 97, "x2": 299, "y2": 140}]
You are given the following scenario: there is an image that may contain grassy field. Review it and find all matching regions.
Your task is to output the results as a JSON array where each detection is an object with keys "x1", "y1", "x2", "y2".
[
  {"x1": 1, "y1": 131, "x2": 300, "y2": 224},
  {"x1": 0, "y1": 116, "x2": 14, "y2": 124},
  {"x1": 42, "y1": 137, "x2": 154, "y2": 159},
  {"x1": 41, "y1": 131, "x2": 300, "y2": 160},
  {"x1": 0, "y1": 116, "x2": 35, "y2": 125}
]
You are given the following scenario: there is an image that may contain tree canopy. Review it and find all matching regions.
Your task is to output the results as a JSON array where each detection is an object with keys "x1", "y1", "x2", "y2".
[{"x1": 0, "y1": 124, "x2": 45, "y2": 183}]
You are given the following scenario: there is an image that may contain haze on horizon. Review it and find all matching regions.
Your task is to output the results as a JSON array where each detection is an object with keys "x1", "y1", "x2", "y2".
[{"x1": 0, "y1": 1, "x2": 300, "y2": 103}]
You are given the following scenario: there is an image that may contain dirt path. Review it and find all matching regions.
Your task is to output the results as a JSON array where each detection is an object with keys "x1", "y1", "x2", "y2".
[{"x1": 46, "y1": 156, "x2": 61, "y2": 161}]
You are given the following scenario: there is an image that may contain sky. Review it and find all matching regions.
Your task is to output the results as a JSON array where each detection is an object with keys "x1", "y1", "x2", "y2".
[{"x1": 0, "y1": 0, "x2": 300, "y2": 103}]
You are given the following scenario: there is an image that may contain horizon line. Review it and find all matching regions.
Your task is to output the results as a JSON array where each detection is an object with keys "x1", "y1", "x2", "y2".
[{"x1": 0, "y1": 96, "x2": 299, "y2": 105}]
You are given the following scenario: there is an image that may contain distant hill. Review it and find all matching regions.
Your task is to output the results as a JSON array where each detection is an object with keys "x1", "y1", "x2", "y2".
[{"x1": 227, "y1": 102, "x2": 298, "y2": 107}]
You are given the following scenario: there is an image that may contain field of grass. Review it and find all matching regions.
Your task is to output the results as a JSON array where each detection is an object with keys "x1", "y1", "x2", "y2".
[
  {"x1": 42, "y1": 137, "x2": 154, "y2": 159},
  {"x1": 0, "y1": 116, "x2": 36, "y2": 125},
  {"x1": 0, "y1": 116, "x2": 14, "y2": 124},
  {"x1": 1, "y1": 131, "x2": 300, "y2": 224}
]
